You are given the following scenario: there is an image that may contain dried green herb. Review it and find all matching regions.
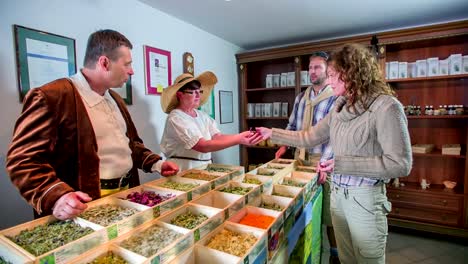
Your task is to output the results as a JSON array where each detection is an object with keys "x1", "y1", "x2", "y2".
[
  {"x1": 182, "y1": 173, "x2": 218, "y2": 181},
  {"x1": 204, "y1": 166, "x2": 233, "y2": 173},
  {"x1": 170, "y1": 211, "x2": 208, "y2": 229},
  {"x1": 160, "y1": 181, "x2": 199, "y2": 191},
  {"x1": 260, "y1": 202, "x2": 283, "y2": 211},
  {"x1": 0, "y1": 256, "x2": 12, "y2": 264},
  {"x1": 219, "y1": 186, "x2": 252, "y2": 195},
  {"x1": 206, "y1": 229, "x2": 257, "y2": 257},
  {"x1": 79, "y1": 205, "x2": 138, "y2": 226},
  {"x1": 266, "y1": 164, "x2": 284, "y2": 170},
  {"x1": 272, "y1": 191, "x2": 294, "y2": 198},
  {"x1": 257, "y1": 168, "x2": 275, "y2": 176},
  {"x1": 296, "y1": 168, "x2": 316, "y2": 173},
  {"x1": 243, "y1": 178, "x2": 262, "y2": 185},
  {"x1": 120, "y1": 225, "x2": 181, "y2": 257},
  {"x1": 280, "y1": 179, "x2": 306, "y2": 188},
  {"x1": 88, "y1": 251, "x2": 127, "y2": 264},
  {"x1": 7, "y1": 220, "x2": 93, "y2": 256}
]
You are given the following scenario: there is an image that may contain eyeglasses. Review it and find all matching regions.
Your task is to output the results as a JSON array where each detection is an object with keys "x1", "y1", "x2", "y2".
[
  {"x1": 310, "y1": 51, "x2": 329, "y2": 60},
  {"x1": 181, "y1": 90, "x2": 204, "y2": 95}
]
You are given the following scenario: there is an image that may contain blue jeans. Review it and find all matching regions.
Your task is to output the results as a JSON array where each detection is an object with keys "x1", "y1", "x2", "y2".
[{"x1": 330, "y1": 184, "x2": 391, "y2": 264}]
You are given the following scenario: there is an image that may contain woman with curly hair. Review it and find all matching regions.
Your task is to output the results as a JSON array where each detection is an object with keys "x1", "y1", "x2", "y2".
[{"x1": 256, "y1": 43, "x2": 412, "y2": 263}]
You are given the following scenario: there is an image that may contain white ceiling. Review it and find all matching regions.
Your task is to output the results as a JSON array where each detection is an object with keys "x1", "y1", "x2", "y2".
[{"x1": 139, "y1": 0, "x2": 468, "y2": 50}]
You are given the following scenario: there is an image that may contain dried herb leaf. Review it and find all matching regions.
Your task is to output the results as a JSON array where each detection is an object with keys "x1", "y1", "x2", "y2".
[
  {"x1": 170, "y1": 211, "x2": 208, "y2": 229},
  {"x1": 79, "y1": 205, "x2": 138, "y2": 226},
  {"x1": 120, "y1": 225, "x2": 181, "y2": 257},
  {"x1": 206, "y1": 229, "x2": 257, "y2": 257},
  {"x1": 88, "y1": 251, "x2": 127, "y2": 264}
]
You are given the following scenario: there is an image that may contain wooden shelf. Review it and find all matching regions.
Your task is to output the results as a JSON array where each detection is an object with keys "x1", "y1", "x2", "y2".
[
  {"x1": 246, "y1": 117, "x2": 289, "y2": 120},
  {"x1": 407, "y1": 115, "x2": 468, "y2": 119},
  {"x1": 412, "y1": 149, "x2": 465, "y2": 159},
  {"x1": 386, "y1": 74, "x2": 468, "y2": 83},
  {"x1": 387, "y1": 182, "x2": 464, "y2": 196},
  {"x1": 246, "y1": 87, "x2": 295, "y2": 92}
]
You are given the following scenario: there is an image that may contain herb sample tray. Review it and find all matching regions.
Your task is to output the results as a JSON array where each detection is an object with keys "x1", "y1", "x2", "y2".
[
  {"x1": 197, "y1": 222, "x2": 267, "y2": 264},
  {"x1": 77, "y1": 197, "x2": 153, "y2": 240},
  {"x1": 158, "y1": 204, "x2": 223, "y2": 243},
  {"x1": 194, "y1": 163, "x2": 245, "y2": 182},
  {"x1": 215, "y1": 181, "x2": 261, "y2": 205},
  {"x1": 147, "y1": 176, "x2": 211, "y2": 202},
  {"x1": 111, "y1": 185, "x2": 186, "y2": 219},
  {"x1": 179, "y1": 169, "x2": 230, "y2": 190},
  {"x1": 250, "y1": 194, "x2": 295, "y2": 223},
  {"x1": 167, "y1": 245, "x2": 229, "y2": 264},
  {"x1": 0, "y1": 236, "x2": 33, "y2": 264},
  {"x1": 288, "y1": 170, "x2": 318, "y2": 203},
  {"x1": 0, "y1": 216, "x2": 106, "y2": 264},
  {"x1": 68, "y1": 243, "x2": 145, "y2": 264},
  {"x1": 189, "y1": 191, "x2": 245, "y2": 220},
  {"x1": 113, "y1": 219, "x2": 193, "y2": 264},
  {"x1": 269, "y1": 184, "x2": 304, "y2": 236},
  {"x1": 227, "y1": 206, "x2": 283, "y2": 260},
  {"x1": 238, "y1": 173, "x2": 273, "y2": 194}
]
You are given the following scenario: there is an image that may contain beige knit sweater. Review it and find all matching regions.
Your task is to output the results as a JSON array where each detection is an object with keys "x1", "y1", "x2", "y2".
[{"x1": 272, "y1": 95, "x2": 412, "y2": 179}]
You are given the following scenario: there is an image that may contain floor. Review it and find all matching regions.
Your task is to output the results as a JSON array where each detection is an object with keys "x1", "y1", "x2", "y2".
[{"x1": 320, "y1": 226, "x2": 468, "y2": 264}]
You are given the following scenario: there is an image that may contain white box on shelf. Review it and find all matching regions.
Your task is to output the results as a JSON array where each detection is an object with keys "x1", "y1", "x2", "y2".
[
  {"x1": 280, "y1": 73, "x2": 288, "y2": 87},
  {"x1": 264, "y1": 103, "x2": 272, "y2": 117},
  {"x1": 287, "y1": 72, "x2": 295, "y2": 86},
  {"x1": 265, "y1": 74, "x2": 273, "y2": 88},
  {"x1": 462, "y1": 55, "x2": 468, "y2": 74},
  {"x1": 439, "y1": 59, "x2": 449, "y2": 75},
  {"x1": 408, "y1": 62, "x2": 417, "y2": 78},
  {"x1": 247, "y1": 103, "x2": 255, "y2": 118},
  {"x1": 388, "y1": 61, "x2": 399, "y2": 79},
  {"x1": 254, "y1": 103, "x2": 262, "y2": 117},
  {"x1": 398, "y1": 62, "x2": 408, "y2": 79},
  {"x1": 416, "y1": 59, "x2": 427, "y2": 77},
  {"x1": 272, "y1": 74, "x2": 280, "y2": 87},
  {"x1": 281, "y1": 102, "x2": 288, "y2": 117},
  {"x1": 385, "y1": 62, "x2": 389, "y2": 79},
  {"x1": 300, "y1": 71, "x2": 309, "y2": 85},
  {"x1": 427, "y1": 57, "x2": 439, "y2": 76},
  {"x1": 272, "y1": 102, "x2": 281, "y2": 117},
  {"x1": 449, "y1": 54, "x2": 462, "y2": 75}
]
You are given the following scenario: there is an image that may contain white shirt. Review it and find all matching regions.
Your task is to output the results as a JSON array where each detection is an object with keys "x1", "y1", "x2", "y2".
[
  {"x1": 161, "y1": 109, "x2": 220, "y2": 170},
  {"x1": 70, "y1": 71, "x2": 133, "y2": 180}
]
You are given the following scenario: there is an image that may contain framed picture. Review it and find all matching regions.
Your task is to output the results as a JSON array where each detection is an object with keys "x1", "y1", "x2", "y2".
[
  {"x1": 144, "y1": 45, "x2": 171, "y2": 95},
  {"x1": 14, "y1": 25, "x2": 77, "y2": 102},
  {"x1": 111, "y1": 77, "x2": 132, "y2": 105},
  {"x1": 219, "y1": 90, "x2": 233, "y2": 124},
  {"x1": 200, "y1": 91, "x2": 215, "y2": 119}
]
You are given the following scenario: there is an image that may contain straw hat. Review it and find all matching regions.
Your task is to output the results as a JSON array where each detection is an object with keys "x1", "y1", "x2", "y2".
[{"x1": 161, "y1": 71, "x2": 217, "y2": 114}]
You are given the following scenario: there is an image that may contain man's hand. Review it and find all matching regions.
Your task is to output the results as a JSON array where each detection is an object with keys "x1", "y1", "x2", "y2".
[
  {"x1": 161, "y1": 161, "x2": 179, "y2": 176},
  {"x1": 275, "y1": 146, "x2": 287, "y2": 159},
  {"x1": 52, "y1": 191, "x2": 91, "y2": 220}
]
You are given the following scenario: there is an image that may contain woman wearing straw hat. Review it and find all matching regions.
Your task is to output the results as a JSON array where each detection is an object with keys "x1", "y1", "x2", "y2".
[{"x1": 160, "y1": 71, "x2": 263, "y2": 170}]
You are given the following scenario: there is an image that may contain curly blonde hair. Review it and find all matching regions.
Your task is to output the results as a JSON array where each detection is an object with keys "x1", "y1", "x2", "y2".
[{"x1": 330, "y1": 43, "x2": 394, "y2": 111}]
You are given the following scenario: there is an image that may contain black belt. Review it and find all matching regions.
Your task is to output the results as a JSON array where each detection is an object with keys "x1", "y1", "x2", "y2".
[
  {"x1": 100, "y1": 173, "x2": 131, "y2": 190},
  {"x1": 170, "y1": 156, "x2": 212, "y2": 162}
]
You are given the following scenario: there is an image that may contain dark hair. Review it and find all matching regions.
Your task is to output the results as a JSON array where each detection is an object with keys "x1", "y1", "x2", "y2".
[
  {"x1": 179, "y1": 80, "x2": 201, "y2": 92},
  {"x1": 83, "y1": 29, "x2": 133, "y2": 68},
  {"x1": 329, "y1": 43, "x2": 394, "y2": 111},
  {"x1": 309, "y1": 51, "x2": 329, "y2": 61}
]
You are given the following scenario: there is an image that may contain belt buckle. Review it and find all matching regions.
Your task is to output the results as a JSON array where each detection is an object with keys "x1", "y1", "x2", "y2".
[{"x1": 118, "y1": 173, "x2": 131, "y2": 189}]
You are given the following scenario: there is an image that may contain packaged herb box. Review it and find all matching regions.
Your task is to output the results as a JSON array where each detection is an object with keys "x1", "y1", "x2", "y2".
[
  {"x1": 0, "y1": 216, "x2": 106, "y2": 264},
  {"x1": 68, "y1": 243, "x2": 145, "y2": 264},
  {"x1": 159, "y1": 204, "x2": 223, "y2": 242},
  {"x1": 198, "y1": 222, "x2": 267, "y2": 264},
  {"x1": 238, "y1": 174, "x2": 273, "y2": 194},
  {"x1": 190, "y1": 191, "x2": 245, "y2": 220},
  {"x1": 194, "y1": 163, "x2": 244, "y2": 181},
  {"x1": 216, "y1": 181, "x2": 261, "y2": 205},
  {"x1": 114, "y1": 220, "x2": 193, "y2": 264},
  {"x1": 78, "y1": 197, "x2": 153, "y2": 240},
  {"x1": 111, "y1": 185, "x2": 186, "y2": 218},
  {"x1": 228, "y1": 206, "x2": 283, "y2": 259},
  {"x1": 147, "y1": 176, "x2": 210, "y2": 201}
]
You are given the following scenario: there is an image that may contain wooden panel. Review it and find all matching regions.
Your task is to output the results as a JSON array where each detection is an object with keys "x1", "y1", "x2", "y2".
[
  {"x1": 247, "y1": 58, "x2": 295, "y2": 89},
  {"x1": 389, "y1": 205, "x2": 461, "y2": 226},
  {"x1": 388, "y1": 189, "x2": 462, "y2": 211}
]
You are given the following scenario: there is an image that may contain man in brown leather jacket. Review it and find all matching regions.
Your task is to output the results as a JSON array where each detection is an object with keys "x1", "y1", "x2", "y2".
[{"x1": 6, "y1": 29, "x2": 179, "y2": 220}]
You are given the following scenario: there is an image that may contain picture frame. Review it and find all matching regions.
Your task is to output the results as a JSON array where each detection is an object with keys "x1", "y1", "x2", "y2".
[
  {"x1": 144, "y1": 45, "x2": 171, "y2": 95},
  {"x1": 14, "y1": 25, "x2": 77, "y2": 102},
  {"x1": 219, "y1": 90, "x2": 233, "y2": 124},
  {"x1": 111, "y1": 76, "x2": 132, "y2": 105},
  {"x1": 200, "y1": 91, "x2": 215, "y2": 119}
]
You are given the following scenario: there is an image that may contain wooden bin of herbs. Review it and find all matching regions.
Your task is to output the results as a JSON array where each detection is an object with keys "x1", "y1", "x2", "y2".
[
  {"x1": 189, "y1": 190, "x2": 245, "y2": 221},
  {"x1": 77, "y1": 196, "x2": 154, "y2": 241},
  {"x1": 238, "y1": 173, "x2": 273, "y2": 194},
  {"x1": 178, "y1": 169, "x2": 230, "y2": 190},
  {"x1": 215, "y1": 181, "x2": 261, "y2": 206},
  {"x1": 167, "y1": 244, "x2": 233, "y2": 264},
  {"x1": 111, "y1": 218, "x2": 194, "y2": 264},
  {"x1": 146, "y1": 176, "x2": 211, "y2": 202},
  {"x1": 158, "y1": 204, "x2": 223, "y2": 243},
  {"x1": 268, "y1": 183, "x2": 305, "y2": 236},
  {"x1": 68, "y1": 243, "x2": 146, "y2": 264},
  {"x1": 0, "y1": 215, "x2": 107, "y2": 264},
  {"x1": 288, "y1": 170, "x2": 319, "y2": 204},
  {"x1": 228, "y1": 206, "x2": 284, "y2": 260},
  {"x1": 194, "y1": 163, "x2": 245, "y2": 182},
  {"x1": 250, "y1": 194, "x2": 295, "y2": 228},
  {"x1": 196, "y1": 221, "x2": 268, "y2": 264},
  {"x1": 111, "y1": 185, "x2": 187, "y2": 219},
  {"x1": 279, "y1": 176, "x2": 314, "y2": 205}
]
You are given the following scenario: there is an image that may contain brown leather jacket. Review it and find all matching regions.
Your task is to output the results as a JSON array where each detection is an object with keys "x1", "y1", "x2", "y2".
[{"x1": 6, "y1": 78, "x2": 162, "y2": 216}]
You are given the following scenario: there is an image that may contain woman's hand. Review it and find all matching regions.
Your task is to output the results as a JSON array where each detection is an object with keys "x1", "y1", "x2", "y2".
[
  {"x1": 239, "y1": 131, "x2": 263, "y2": 146},
  {"x1": 317, "y1": 159, "x2": 334, "y2": 184},
  {"x1": 255, "y1": 127, "x2": 272, "y2": 140}
]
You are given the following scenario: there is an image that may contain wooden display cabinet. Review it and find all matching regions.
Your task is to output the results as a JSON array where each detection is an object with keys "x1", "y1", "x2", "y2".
[{"x1": 237, "y1": 20, "x2": 468, "y2": 237}]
